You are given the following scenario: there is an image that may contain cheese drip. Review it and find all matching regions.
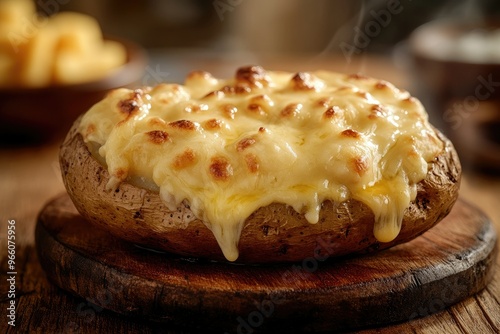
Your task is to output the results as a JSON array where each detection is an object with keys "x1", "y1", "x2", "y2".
[{"x1": 79, "y1": 66, "x2": 443, "y2": 261}]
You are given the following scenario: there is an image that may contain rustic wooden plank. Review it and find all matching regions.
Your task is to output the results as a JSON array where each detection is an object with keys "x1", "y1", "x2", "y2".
[
  {"x1": 0, "y1": 144, "x2": 65, "y2": 247},
  {"x1": 357, "y1": 311, "x2": 467, "y2": 334},
  {"x1": 0, "y1": 245, "x2": 182, "y2": 334},
  {"x1": 447, "y1": 297, "x2": 499, "y2": 333},
  {"x1": 475, "y1": 288, "x2": 500, "y2": 332}
]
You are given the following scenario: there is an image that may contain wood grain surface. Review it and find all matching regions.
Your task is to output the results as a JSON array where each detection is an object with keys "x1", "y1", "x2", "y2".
[
  {"x1": 0, "y1": 55, "x2": 500, "y2": 333},
  {"x1": 36, "y1": 194, "x2": 497, "y2": 333}
]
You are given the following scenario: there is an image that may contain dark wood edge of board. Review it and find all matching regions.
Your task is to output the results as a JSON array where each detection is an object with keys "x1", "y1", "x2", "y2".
[{"x1": 35, "y1": 194, "x2": 498, "y2": 333}]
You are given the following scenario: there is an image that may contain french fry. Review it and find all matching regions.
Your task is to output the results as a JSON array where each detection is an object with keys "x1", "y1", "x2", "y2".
[
  {"x1": 0, "y1": 0, "x2": 36, "y2": 54},
  {"x1": 0, "y1": 1, "x2": 127, "y2": 87},
  {"x1": 0, "y1": 0, "x2": 35, "y2": 31},
  {"x1": 0, "y1": 52, "x2": 14, "y2": 86},
  {"x1": 21, "y1": 25, "x2": 57, "y2": 87},
  {"x1": 53, "y1": 44, "x2": 126, "y2": 85},
  {"x1": 49, "y1": 12, "x2": 103, "y2": 55}
]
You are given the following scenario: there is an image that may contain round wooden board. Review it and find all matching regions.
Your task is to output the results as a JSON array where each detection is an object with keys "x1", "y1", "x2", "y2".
[{"x1": 36, "y1": 194, "x2": 498, "y2": 333}]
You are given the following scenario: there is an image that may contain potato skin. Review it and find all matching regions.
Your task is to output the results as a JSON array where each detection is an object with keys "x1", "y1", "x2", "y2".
[{"x1": 60, "y1": 118, "x2": 461, "y2": 263}]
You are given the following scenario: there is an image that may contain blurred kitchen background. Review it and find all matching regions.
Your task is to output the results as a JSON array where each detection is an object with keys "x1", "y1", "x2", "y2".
[{"x1": 60, "y1": 0, "x2": 500, "y2": 54}]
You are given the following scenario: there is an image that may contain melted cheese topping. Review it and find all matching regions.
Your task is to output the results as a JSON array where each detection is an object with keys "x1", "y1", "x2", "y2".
[{"x1": 79, "y1": 66, "x2": 443, "y2": 261}]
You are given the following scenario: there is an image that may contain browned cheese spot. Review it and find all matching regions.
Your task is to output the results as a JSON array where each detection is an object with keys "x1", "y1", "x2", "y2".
[
  {"x1": 168, "y1": 120, "x2": 196, "y2": 131},
  {"x1": 291, "y1": 72, "x2": 316, "y2": 91},
  {"x1": 235, "y1": 65, "x2": 269, "y2": 87},
  {"x1": 347, "y1": 73, "x2": 369, "y2": 80},
  {"x1": 356, "y1": 91, "x2": 370, "y2": 99},
  {"x1": 247, "y1": 94, "x2": 273, "y2": 115},
  {"x1": 222, "y1": 104, "x2": 237, "y2": 119},
  {"x1": 203, "y1": 90, "x2": 225, "y2": 99},
  {"x1": 85, "y1": 124, "x2": 96, "y2": 136},
  {"x1": 148, "y1": 118, "x2": 167, "y2": 127},
  {"x1": 172, "y1": 149, "x2": 196, "y2": 170},
  {"x1": 341, "y1": 129, "x2": 361, "y2": 138},
  {"x1": 323, "y1": 106, "x2": 340, "y2": 119},
  {"x1": 215, "y1": 84, "x2": 252, "y2": 95},
  {"x1": 317, "y1": 97, "x2": 333, "y2": 108},
  {"x1": 158, "y1": 97, "x2": 170, "y2": 104},
  {"x1": 147, "y1": 130, "x2": 169, "y2": 144},
  {"x1": 369, "y1": 104, "x2": 387, "y2": 119},
  {"x1": 115, "y1": 168, "x2": 127, "y2": 180},
  {"x1": 116, "y1": 90, "x2": 148, "y2": 124},
  {"x1": 408, "y1": 148, "x2": 419, "y2": 158},
  {"x1": 250, "y1": 94, "x2": 270, "y2": 103},
  {"x1": 170, "y1": 84, "x2": 182, "y2": 93},
  {"x1": 118, "y1": 96, "x2": 139, "y2": 115},
  {"x1": 227, "y1": 83, "x2": 252, "y2": 94},
  {"x1": 281, "y1": 103, "x2": 302, "y2": 118},
  {"x1": 258, "y1": 127, "x2": 266, "y2": 133},
  {"x1": 351, "y1": 156, "x2": 368, "y2": 176},
  {"x1": 247, "y1": 103, "x2": 264, "y2": 114},
  {"x1": 209, "y1": 156, "x2": 233, "y2": 181},
  {"x1": 402, "y1": 96, "x2": 418, "y2": 104},
  {"x1": 401, "y1": 135, "x2": 416, "y2": 145},
  {"x1": 184, "y1": 103, "x2": 203, "y2": 113},
  {"x1": 234, "y1": 83, "x2": 252, "y2": 94},
  {"x1": 204, "y1": 118, "x2": 222, "y2": 130},
  {"x1": 186, "y1": 70, "x2": 213, "y2": 81},
  {"x1": 245, "y1": 153, "x2": 259, "y2": 173},
  {"x1": 237, "y1": 136, "x2": 256, "y2": 151},
  {"x1": 220, "y1": 85, "x2": 233, "y2": 94},
  {"x1": 375, "y1": 81, "x2": 390, "y2": 89}
]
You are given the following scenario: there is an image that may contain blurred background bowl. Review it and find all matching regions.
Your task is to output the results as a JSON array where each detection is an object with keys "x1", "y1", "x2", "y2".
[
  {"x1": 409, "y1": 19, "x2": 500, "y2": 172},
  {"x1": 410, "y1": 20, "x2": 500, "y2": 101},
  {"x1": 0, "y1": 37, "x2": 147, "y2": 146}
]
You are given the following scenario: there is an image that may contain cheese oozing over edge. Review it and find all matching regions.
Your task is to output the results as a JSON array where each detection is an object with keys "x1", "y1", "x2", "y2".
[{"x1": 79, "y1": 66, "x2": 443, "y2": 261}]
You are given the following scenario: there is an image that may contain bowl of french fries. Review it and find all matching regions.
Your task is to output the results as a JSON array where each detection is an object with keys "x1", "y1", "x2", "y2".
[{"x1": 0, "y1": 0, "x2": 147, "y2": 144}]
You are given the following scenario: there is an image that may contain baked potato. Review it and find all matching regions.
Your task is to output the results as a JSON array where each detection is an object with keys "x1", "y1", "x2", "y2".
[{"x1": 59, "y1": 67, "x2": 461, "y2": 263}]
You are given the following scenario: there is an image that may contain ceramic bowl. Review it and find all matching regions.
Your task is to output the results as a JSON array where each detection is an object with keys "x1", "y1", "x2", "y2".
[
  {"x1": 0, "y1": 38, "x2": 147, "y2": 145},
  {"x1": 409, "y1": 20, "x2": 500, "y2": 172}
]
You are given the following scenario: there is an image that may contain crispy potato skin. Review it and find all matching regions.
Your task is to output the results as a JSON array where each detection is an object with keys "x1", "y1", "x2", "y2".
[{"x1": 60, "y1": 118, "x2": 461, "y2": 263}]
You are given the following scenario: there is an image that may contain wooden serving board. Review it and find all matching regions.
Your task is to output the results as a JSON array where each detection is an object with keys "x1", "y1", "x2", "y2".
[{"x1": 35, "y1": 194, "x2": 497, "y2": 333}]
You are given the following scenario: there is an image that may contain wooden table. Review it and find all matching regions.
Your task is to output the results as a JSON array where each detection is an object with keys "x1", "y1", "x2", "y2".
[{"x1": 1, "y1": 54, "x2": 499, "y2": 333}]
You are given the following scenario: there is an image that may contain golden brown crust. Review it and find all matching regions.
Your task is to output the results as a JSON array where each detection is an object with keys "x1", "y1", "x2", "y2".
[{"x1": 60, "y1": 117, "x2": 461, "y2": 263}]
